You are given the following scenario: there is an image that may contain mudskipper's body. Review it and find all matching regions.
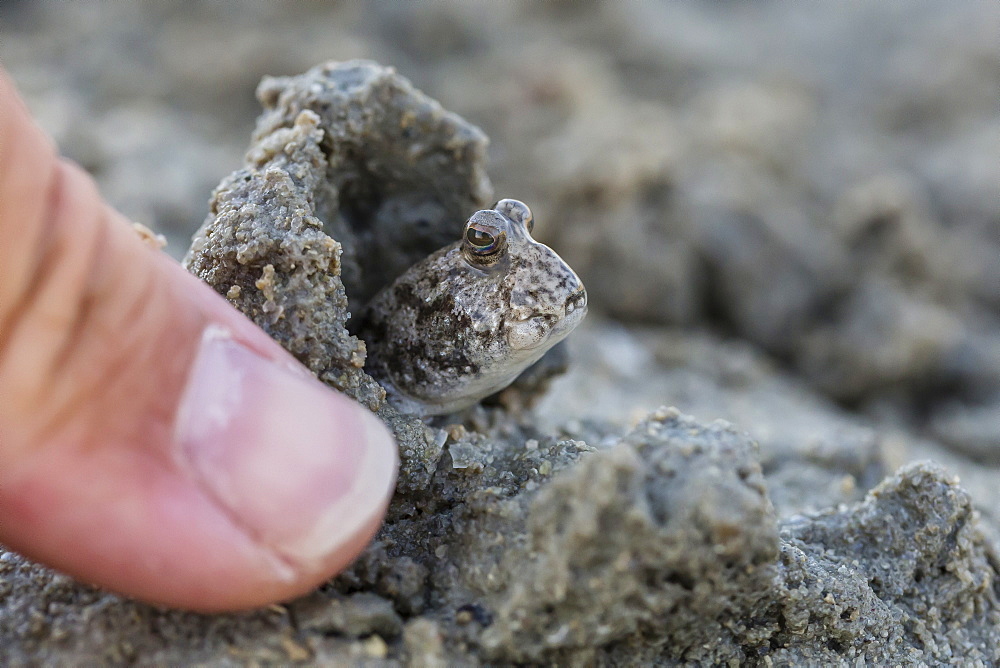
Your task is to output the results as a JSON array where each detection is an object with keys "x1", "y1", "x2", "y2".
[{"x1": 361, "y1": 199, "x2": 587, "y2": 416}]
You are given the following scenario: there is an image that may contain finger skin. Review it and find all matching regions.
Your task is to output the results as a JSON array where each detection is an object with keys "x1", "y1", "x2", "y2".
[{"x1": 0, "y1": 69, "x2": 396, "y2": 611}]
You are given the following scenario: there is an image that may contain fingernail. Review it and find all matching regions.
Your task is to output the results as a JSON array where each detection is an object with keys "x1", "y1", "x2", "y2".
[{"x1": 174, "y1": 327, "x2": 397, "y2": 568}]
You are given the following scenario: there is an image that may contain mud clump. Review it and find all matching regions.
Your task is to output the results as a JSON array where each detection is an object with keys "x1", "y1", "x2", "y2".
[
  {"x1": 771, "y1": 463, "x2": 1000, "y2": 664},
  {"x1": 480, "y1": 411, "x2": 779, "y2": 663}
]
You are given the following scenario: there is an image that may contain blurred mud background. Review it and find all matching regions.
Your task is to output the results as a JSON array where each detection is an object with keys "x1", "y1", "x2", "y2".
[{"x1": 2, "y1": 1, "x2": 1000, "y2": 664}]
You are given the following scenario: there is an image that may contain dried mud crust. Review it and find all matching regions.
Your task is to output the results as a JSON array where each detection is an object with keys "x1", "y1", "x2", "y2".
[{"x1": 174, "y1": 61, "x2": 1000, "y2": 664}]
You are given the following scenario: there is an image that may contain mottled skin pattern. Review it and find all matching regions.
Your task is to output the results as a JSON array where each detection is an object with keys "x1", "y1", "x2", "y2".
[{"x1": 361, "y1": 199, "x2": 587, "y2": 416}]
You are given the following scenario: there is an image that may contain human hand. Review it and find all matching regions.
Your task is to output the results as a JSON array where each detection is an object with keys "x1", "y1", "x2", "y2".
[{"x1": 0, "y1": 68, "x2": 397, "y2": 611}]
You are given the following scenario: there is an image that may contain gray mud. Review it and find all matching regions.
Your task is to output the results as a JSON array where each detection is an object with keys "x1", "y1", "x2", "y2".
[{"x1": 2, "y1": 2, "x2": 1000, "y2": 665}]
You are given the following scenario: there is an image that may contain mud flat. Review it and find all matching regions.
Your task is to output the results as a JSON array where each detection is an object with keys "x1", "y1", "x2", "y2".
[{"x1": 2, "y1": 3, "x2": 999, "y2": 665}]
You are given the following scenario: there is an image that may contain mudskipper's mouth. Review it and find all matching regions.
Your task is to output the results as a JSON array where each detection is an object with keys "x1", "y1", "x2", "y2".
[
  {"x1": 508, "y1": 287, "x2": 588, "y2": 351},
  {"x1": 508, "y1": 313, "x2": 554, "y2": 351}
]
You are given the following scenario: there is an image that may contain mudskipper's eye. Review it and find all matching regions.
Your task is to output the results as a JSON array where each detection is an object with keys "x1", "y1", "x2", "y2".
[
  {"x1": 465, "y1": 225, "x2": 503, "y2": 256},
  {"x1": 495, "y1": 198, "x2": 533, "y2": 233}
]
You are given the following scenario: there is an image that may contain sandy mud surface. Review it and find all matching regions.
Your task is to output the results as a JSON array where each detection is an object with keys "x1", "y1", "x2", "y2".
[{"x1": 2, "y1": 2, "x2": 999, "y2": 665}]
